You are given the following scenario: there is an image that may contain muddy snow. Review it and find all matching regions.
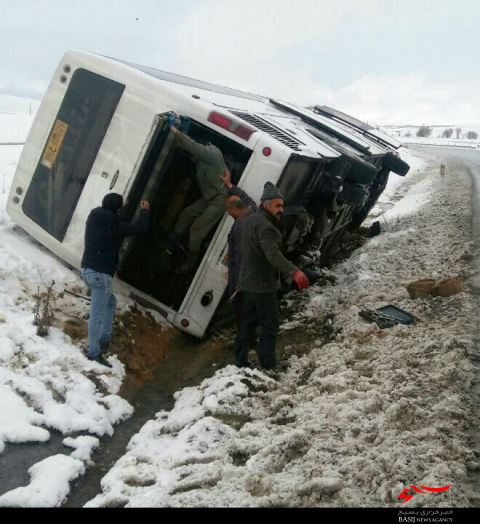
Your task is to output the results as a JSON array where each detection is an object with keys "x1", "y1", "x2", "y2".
[{"x1": 84, "y1": 149, "x2": 478, "y2": 508}]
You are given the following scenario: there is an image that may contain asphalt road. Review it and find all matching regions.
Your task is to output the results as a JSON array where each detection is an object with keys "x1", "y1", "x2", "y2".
[{"x1": 411, "y1": 146, "x2": 480, "y2": 506}]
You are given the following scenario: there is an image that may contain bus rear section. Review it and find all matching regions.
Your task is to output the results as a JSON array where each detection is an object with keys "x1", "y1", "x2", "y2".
[
  {"x1": 7, "y1": 67, "x2": 125, "y2": 265},
  {"x1": 6, "y1": 54, "x2": 257, "y2": 338}
]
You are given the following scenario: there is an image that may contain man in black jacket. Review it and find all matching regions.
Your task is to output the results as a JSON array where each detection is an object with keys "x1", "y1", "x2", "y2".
[{"x1": 81, "y1": 193, "x2": 150, "y2": 367}]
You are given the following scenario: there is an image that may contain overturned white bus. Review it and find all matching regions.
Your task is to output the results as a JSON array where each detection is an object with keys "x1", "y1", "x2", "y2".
[{"x1": 7, "y1": 50, "x2": 409, "y2": 338}]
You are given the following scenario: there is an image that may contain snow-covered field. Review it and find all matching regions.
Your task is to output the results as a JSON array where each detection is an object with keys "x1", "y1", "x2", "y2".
[
  {"x1": 380, "y1": 123, "x2": 480, "y2": 152},
  {"x1": 381, "y1": 123, "x2": 480, "y2": 141},
  {"x1": 0, "y1": 111, "x2": 477, "y2": 508},
  {"x1": 0, "y1": 114, "x2": 134, "y2": 506}
]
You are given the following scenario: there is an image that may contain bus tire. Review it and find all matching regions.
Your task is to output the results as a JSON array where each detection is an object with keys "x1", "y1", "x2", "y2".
[
  {"x1": 383, "y1": 152, "x2": 410, "y2": 176},
  {"x1": 350, "y1": 170, "x2": 390, "y2": 227}
]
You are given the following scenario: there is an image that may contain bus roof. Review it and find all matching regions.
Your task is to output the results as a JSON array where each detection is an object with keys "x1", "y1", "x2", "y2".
[
  {"x1": 109, "y1": 56, "x2": 269, "y2": 104},
  {"x1": 95, "y1": 52, "x2": 393, "y2": 159}
]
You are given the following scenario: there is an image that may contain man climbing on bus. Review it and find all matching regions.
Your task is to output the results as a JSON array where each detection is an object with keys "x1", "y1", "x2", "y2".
[
  {"x1": 81, "y1": 193, "x2": 150, "y2": 367},
  {"x1": 168, "y1": 122, "x2": 228, "y2": 274}
]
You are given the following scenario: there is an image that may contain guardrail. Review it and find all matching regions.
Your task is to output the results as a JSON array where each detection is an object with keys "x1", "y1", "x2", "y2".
[
  {"x1": 402, "y1": 140, "x2": 480, "y2": 150},
  {"x1": 0, "y1": 142, "x2": 25, "y2": 146}
]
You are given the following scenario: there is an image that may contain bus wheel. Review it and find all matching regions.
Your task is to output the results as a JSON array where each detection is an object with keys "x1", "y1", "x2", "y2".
[{"x1": 383, "y1": 152, "x2": 410, "y2": 176}]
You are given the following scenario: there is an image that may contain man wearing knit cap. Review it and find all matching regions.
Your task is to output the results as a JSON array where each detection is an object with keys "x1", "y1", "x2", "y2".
[
  {"x1": 234, "y1": 182, "x2": 309, "y2": 370},
  {"x1": 81, "y1": 193, "x2": 150, "y2": 367}
]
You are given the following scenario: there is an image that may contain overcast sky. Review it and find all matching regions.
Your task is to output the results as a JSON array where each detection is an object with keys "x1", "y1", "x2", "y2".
[{"x1": 1, "y1": 0, "x2": 479, "y2": 125}]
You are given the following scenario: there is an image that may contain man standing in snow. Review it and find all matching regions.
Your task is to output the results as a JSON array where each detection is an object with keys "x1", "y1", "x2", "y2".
[
  {"x1": 81, "y1": 193, "x2": 150, "y2": 367},
  {"x1": 234, "y1": 182, "x2": 310, "y2": 370}
]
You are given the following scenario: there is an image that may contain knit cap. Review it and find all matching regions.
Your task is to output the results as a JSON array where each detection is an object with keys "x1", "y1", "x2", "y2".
[{"x1": 260, "y1": 182, "x2": 284, "y2": 201}]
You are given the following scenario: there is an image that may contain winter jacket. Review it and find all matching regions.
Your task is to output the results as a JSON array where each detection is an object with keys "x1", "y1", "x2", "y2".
[
  {"x1": 227, "y1": 186, "x2": 257, "y2": 295},
  {"x1": 238, "y1": 208, "x2": 297, "y2": 294},
  {"x1": 174, "y1": 131, "x2": 228, "y2": 202},
  {"x1": 81, "y1": 207, "x2": 149, "y2": 276}
]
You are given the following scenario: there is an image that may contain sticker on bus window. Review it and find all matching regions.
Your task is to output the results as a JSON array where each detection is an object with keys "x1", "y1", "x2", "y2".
[{"x1": 41, "y1": 119, "x2": 69, "y2": 169}]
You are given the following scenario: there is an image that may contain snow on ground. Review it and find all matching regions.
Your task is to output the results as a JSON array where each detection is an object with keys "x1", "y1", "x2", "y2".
[
  {"x1": 0, "y1": 114, "x2": 134, "y2": 505},
  {"x1": 63, "y1": 436, "x2": 100, "y2": 464},
  {"x1": 0, "y1": 113, "x2": 34, "y2": 144},
  {"x1": 380, "y1": 147, "x2": 427, "y2": 202},
  {"x1": 85, "y1": 149, "x2": 477, "y2": 508},
  {"x1": 0, "y1": 454, "x2": 85, "y2": 507},
  {"x1": 368, "y1": 147, "x2": 432, "y2": 223}
]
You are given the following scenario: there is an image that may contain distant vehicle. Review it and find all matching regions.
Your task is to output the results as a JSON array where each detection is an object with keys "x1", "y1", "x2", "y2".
[{"x1": 7, "y1": 50, "x2": 409, "y2": 338}]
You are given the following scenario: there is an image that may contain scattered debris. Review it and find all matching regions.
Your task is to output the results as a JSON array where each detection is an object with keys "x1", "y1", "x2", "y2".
[
  {"x1": 369, "y1": 220, "x2": 381, "y2": 237},
  {"x1": 33, "y1": 281, "x2": 55, "y2": 337},
  {"x1": 376, "y1": 305, "x2": 415, "y2": 325},
  {"x1": 407, "y1": 279, "x2": 436, "y2": 299},
  {"x1": 63, "y1": 288, "x2": 91, "y2": 302},
  {"x1": 407, "y1": 276, "x2": 463, "y2": 299},
  {"x1": 432, "y1": 277, "x2": 463, "y2": 297},
  {"x1": 358, "y1": 308, "x2": 399, "y2": 329},
  {"x1": 359, "y1": 305, "x2": 415, "y2": 329}
]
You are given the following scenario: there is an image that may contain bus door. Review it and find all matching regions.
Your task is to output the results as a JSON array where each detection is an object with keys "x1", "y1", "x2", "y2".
[{"x1": 117, "y1": 116, "x2": 253, "y2": 313}]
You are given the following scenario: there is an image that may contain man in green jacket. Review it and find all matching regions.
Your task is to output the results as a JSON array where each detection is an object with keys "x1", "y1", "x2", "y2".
[
  {"x1": 234, "y1": 182, "x2": 310, "y2": 370},
  {"x1": 170, "y1": 126, "x2": 228, "y2": 274}
]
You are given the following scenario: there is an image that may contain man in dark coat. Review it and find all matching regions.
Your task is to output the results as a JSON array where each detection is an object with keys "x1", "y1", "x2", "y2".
[
  {"x1": 234, "y1": 182, "x2": 309, "y2": 370},
  {"x1": 81, "y1": 193, "x2": 150, "y2": 367},
  {"x1": 221, "y1": 169, "x2": 257, "y2": 330}
]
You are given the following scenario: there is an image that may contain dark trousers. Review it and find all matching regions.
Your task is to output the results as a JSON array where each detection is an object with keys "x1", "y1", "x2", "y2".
[
  {"x1": 232, "y1": 292, "x2": 245, "y2": 330},
  {"x1": 233, "y1": 292, "x2": 257, "y2": 349},
  {"x1": 234, "y1": 292, "x2": 279, "y2": 370}
]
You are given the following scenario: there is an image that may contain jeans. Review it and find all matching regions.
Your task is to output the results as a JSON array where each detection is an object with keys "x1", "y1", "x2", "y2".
[
  {"x1": 81, "y1": 268, "x2": 117, "y2": 359},
  {"x1": 234, "y1": 292, "x2": 279, "y2": 370}
]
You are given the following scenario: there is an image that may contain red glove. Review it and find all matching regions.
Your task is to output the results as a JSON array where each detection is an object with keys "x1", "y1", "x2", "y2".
[{"x1": 292, "y1": 270, "x2": 309, "y2": 290}]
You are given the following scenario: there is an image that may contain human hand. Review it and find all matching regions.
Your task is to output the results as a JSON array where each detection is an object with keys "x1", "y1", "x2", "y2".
[
  {"x1": 292, "y1": 270, "x2": 309, "y2": 290},
  {"x1": 180, "y1": 116, "x2": 191, "y2": 133},
  {"x1": 220, "y1": 168, "x2": 233, "y2": 189},
  {"x1": 140, "y1": 200, "x2": 150, "y2": 210},
  {"x1": 167, "y1": 112, "x2": 178, "y2": 128}
]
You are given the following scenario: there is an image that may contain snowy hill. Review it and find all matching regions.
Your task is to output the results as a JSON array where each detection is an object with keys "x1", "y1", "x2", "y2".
[{"x1": 380, "y1": 123, "x2": 480, "y2": 141}]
